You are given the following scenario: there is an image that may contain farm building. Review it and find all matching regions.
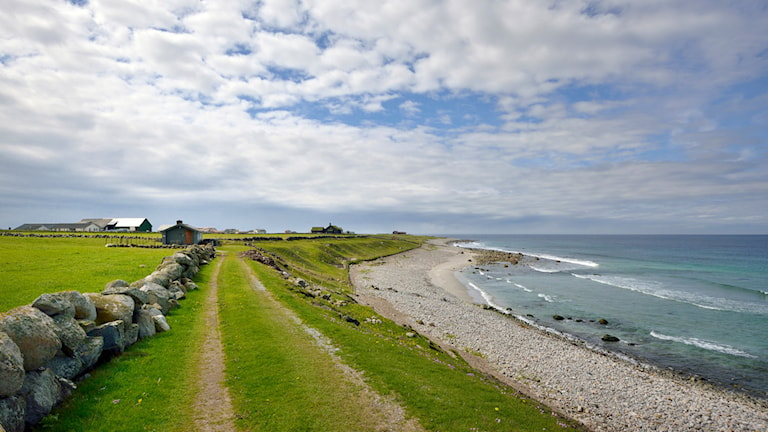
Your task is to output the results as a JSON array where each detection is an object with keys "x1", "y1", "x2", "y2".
[
  {"x1": 311, "y1": 223, "x2": 344, "y2": 234},
  {"x1": 80, "y1": 218, "x2": 153, "y2": 232},
  {"x1": 160, "y1": 220, "x2": 203, "y2": 245},
  {"x1": 15, "y1": 217, "x2": 153, "y2": 232},
  {"x1": 14, "y1": 222, "x2": 102, "y2": 232}
]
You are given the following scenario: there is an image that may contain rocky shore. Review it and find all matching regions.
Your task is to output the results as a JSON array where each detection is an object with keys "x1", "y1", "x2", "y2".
[{"x1": 350, "y1": 239, "x2": 768, "y2": 432}]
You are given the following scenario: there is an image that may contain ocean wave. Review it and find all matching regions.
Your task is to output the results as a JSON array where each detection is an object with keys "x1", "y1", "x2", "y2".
[
  {"x1": 528, "y1": 265, "x2": 560, "y2": 273},
  {"x1": 514, "y1": 283, "x2": 533, "y2": 292},
  {"x1": 467, "y1": 282, "x2": 509, "y2": 313},
  {"x1": 650, "y1": 331, "x2": 756, "y2": 358},
  {"x1": 572, "y1": 273, "x2": 768, "y2": 314},
  {"x1": 455, "y1": 242, "x2": 599, "y2": 268},
  {"x1": 533, "y1": 253, "x2": 599, "y2": 268},
  {"x1": 537, "y1": 293, "x2": 555, "y2": 303}
]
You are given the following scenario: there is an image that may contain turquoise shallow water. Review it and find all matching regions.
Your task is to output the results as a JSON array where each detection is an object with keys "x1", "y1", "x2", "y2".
[{"x1": 453, "y1": 235, "x2": 768, "y2": 398}]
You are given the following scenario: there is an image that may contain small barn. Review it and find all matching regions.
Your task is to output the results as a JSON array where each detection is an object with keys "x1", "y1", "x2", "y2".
[{"x1": 160, "y1": 220, "x2": 203, "y2": 245}]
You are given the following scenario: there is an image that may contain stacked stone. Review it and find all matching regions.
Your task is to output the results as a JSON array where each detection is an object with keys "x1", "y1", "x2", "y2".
[{"x1": 0, "y1": 244, "x2": 215, "y2": 431}]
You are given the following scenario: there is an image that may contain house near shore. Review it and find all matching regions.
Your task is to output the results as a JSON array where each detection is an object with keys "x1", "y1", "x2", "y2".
[
  {"x1": 311, "y1": 223, "x2": 343, "y2": 234},
  {"x1": 159, "y1": 220, "x2": 203, "y2": 245}
]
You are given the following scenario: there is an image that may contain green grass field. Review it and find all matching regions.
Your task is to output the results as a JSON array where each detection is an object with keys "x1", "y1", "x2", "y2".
[
  {"x1": 1, "y1": 234, "x2": 584, "y2": 431},
  {"x1": 0, "y1": 236, "x2": 174, "y2": 311}
]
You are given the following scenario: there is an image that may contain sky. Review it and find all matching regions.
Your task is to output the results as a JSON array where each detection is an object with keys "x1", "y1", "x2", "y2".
[{"x1": 1, "y1": 0, "x2": 767, "y2": 234}]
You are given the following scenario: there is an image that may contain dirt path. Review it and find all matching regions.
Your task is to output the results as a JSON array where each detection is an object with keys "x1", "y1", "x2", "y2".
[
  {"x1": 237, "y1": 257, "x2": 425, "y2": 432},
  {"x1": 190, "y1": 253, "x2": 237, "y2": 432}
]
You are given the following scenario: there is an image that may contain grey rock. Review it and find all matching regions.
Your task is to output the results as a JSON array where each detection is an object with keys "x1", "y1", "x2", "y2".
[
  {"x1": 139, "y1": 283, "x2": 171, "y2": 314},
  {"x1": 0, "y1": 306, "x2": 61, "y2": 371},
  {"x1": 0, "y1": 395, "x2": 25, "y2": 432},
  {"x1": 152, "y1": 315, "x2": 170, "y2": 333},
  {"x1": 45, "y1": 353, "x2": 83, "y2": 380},
  {"x1": 87, "y1": 321, "x2": 125, "y2": 354},
  {"x1": 20, "y1": 369, "x2": 61, "y2": 427},
  {"x1": 134, "y1": 309, "x2": 156, "y2": 340},
  {"x1": 58, "y1": 291, "x2": 96, "y2": 321},
  {"x1": 76, "y1": 337, "x2": 103, "y2": 373},
  {"x1": 31, "y1": 293, "x2": 75, "y2": 319},
  {"x1": 103, "y1": 279, "x2": 129, "y2": 290},
  {"x1": 0, "y1": 332, "x2": 25, "y2": 397},
  {"x1": 102, "y1": 285, "x2": 149, "y2": 306},
  {"x1": 83, "y1": 293, "x2": 135, "y2": 325},
  {"x1": 125, "y1": 323, "x2": 139, "y2": 347},
  {"x1": 51, "y1": 315, "x2": 87, "y2": 356}
]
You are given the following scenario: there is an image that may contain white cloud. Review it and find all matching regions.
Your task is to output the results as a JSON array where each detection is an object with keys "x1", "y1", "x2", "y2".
[{"x1": 0, "y1": 0, "x2": 766, "y2": 233}]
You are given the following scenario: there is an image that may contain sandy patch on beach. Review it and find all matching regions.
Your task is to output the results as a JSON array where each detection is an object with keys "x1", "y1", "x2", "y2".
[{"x1": 351, "y1": 239, "x2": 768, "y2": 432}]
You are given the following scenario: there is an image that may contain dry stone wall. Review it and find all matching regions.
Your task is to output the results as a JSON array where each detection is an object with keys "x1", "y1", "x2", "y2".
[{"x1": 0, "y1": 244, "x2": 215, "y2": 432}]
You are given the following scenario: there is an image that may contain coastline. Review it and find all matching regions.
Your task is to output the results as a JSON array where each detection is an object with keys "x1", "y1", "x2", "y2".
[{"x1": 351, "y1": 238, "x2": 768, "y2": 432}]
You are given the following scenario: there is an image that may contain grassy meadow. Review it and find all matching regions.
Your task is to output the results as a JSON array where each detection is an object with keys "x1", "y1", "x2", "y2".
[
  {"x1": 1, "y1": 232, "x2": 584, "y2": 431},
  {"x1": 0, "y1": 235, "x2": 173, "y2": 311}
]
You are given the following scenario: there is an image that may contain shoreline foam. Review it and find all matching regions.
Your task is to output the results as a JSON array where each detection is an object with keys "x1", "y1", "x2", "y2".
[{"x1": 351, "y1": 238, "x2": 768, "y2": 432}]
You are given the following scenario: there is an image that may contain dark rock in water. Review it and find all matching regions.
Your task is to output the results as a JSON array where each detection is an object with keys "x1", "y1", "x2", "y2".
[
  {"x1": 598, "y1": 318, "x2": 609, "y2": 325},
  {"x1": 553, "y1": 315, "x2": 565, "y2": 321},
  {"x1": 602, "y1": 334, "x2": 620, "y2": 342}
]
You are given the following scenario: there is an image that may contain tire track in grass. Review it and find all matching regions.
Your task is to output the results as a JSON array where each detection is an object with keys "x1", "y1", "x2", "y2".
[
  {"x1": 190, "y1": 252, "x2": 237, "y2": 432},
  {"x1": 236, "y1": 256, "x2": 425, "y2": 432}
]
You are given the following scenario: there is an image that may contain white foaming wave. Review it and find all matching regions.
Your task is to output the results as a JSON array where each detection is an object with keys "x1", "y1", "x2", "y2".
[
  {"x1": 532, "y1": 253, "x2": 599, "y2": 268},
  {"x1": 467, "y1": 282, "x2": 509, "y2": 313},
  {"x1": 454, "y1": 242, "x2": 598, "y2": 268},
  {"x1": 514, "y1": 283, "x2": 533, "y2": 292},
  {"x1": 573, "y1": 274, "x2": 768, "y2": 314},
  {"x1": 528, "y1": 266, "x2": 560, "y2": 273},
  {"x1": 650, "y1": 331, "x2": 756, "y2": 358},
  {"x1": 537, "y1": 293, "x2": 555, "y2": 303}
]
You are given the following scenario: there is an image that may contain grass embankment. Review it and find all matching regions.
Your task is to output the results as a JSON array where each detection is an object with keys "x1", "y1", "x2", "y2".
[
  {"x1": 34, "y1": 262, "x2": 215, "y2": 431},
  {"x1": 233, "y1": 237, "x2": 583, "y2": 431},
  {"x1": 217, "y1": 252, "x2": 395, "y2": 430},
  {"x1": 0, "y1": 236, "x2": 171, "y2": 311}
]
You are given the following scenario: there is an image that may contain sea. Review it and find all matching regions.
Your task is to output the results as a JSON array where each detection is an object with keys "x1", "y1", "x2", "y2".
[{"x1": 452, "y1": 235, "x2": 768, "y2": 399}]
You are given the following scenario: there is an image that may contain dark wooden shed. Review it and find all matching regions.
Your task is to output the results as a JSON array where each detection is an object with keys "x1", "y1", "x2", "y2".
[{"x1": 160, "y1": 220, "x2": 203, "y2": 245}]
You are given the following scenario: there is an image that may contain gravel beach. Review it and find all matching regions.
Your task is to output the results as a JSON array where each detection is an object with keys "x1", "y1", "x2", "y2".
[{"x1": 350, "y1": 239, "x2": 768, "y2": 432}]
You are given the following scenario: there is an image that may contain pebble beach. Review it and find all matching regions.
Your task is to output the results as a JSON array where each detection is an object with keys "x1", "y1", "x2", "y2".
[{"x1": 350, "y1": 239, "x2": 768, "y2": 432}]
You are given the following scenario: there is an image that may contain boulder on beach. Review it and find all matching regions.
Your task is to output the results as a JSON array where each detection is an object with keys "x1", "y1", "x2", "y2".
[{"x1": 601, "y1": 334, "x2": 620, "y2": 342}]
